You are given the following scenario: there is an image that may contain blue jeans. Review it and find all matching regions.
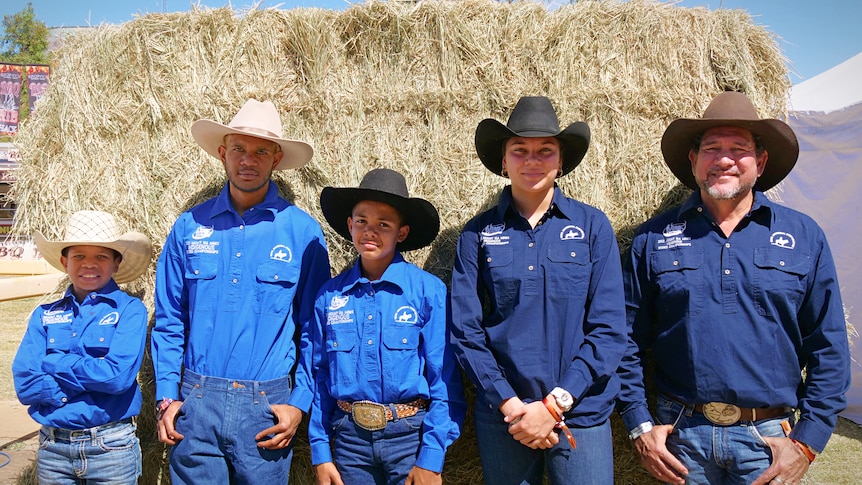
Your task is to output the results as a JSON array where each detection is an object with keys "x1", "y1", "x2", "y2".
[
  {"x1": 473, "y1": 407, "x2": 613, "y2": 485},
  {"x1": 169, "y1": 371, "x2": 294, "y2": 485},
  {"x1": 331, "y1": 409, "x2": 425, "y2": 485},
  {"x1": 37, "y1": 419, "x2": 141, "y2": 484},
  {"x1": 656, "y1": 396, "x2": 793, "y2": 485}
]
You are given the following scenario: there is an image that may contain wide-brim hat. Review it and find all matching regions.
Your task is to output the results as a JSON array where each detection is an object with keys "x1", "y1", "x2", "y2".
[
  {"x1": 34, "y1": 210, "x2": 153, "y2": 284},
  {"x1": 320, "y1": 168, "x2": 440, "y2": 252},
  {"x1": 475, "y1": 96, "x2": 590, "y2": 177},
  {"x1": 661, "y1": 91, "x2": 799, "y2": 191},
  {"x1": 191, "y1": 99, "x2": 314, "y2": 170}
]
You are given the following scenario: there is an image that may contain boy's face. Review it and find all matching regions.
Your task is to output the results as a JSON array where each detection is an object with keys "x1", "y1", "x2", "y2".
[
  {"x1": 61, "y1": 245, "x2": 121, "y2": 300},
  {"x1": 347, "y1": 200, "x2": 409, "y2": 268}
]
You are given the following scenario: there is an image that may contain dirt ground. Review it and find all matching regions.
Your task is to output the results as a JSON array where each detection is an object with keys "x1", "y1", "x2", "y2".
[{"x1": 0, "y1": 400, "x2": 38, "y2": 485}]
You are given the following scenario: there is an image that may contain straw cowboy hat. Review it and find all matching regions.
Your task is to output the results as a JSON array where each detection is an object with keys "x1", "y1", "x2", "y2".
[
  {"x1": 191, "y1": 99, "x2": 314, "y2": 170},
  {"x1": 475, "y1": 96, "x2": 591, "y2": 177},
  {"x1": 661, "y1": 91, "x2": 799, "y2": 191},
  {"x1": 320, "y1": 168, "x2": 440, "y2": 252},
  {"x1": 34, "y1": 211, "x2": 152, "y2": 284}
]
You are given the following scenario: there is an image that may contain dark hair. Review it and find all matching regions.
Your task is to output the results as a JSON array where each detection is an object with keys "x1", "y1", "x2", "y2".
[{"x1": 62, "y1": 246, "x2": 123, "y2": 261}]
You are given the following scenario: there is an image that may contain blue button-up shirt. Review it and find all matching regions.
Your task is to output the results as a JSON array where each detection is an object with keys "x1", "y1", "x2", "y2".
[
  {"x1": 450, "y1": 185, "x2": 626, "y2": 426},
  {"x1": 13, "y1": 280, "x2": 148, "y2": 429},
  {"x1": 617, "y1": 191, "x2": 850, "y2": 452},
  {"x1": 152, "y1": 182, "x2": 331, "y2": 413},
  {"x1": 309, "y1": 254, "x2": 465, "y2": 472}
]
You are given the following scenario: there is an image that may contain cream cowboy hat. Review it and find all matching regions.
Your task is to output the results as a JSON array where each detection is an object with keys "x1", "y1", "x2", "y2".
[
  {"x1": 34, "y1": 211, "x2": 152, "y2": 284},
  {"x1": 191, "y1": 99, "x2": 314, "y2": 170},
  {"x1": 661, "y1": 91, "x2": 799, "y2": 191}
]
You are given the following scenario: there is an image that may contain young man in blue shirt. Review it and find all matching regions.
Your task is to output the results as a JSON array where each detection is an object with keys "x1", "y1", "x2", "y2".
[
  {"x1": 151, "y1": 99, "x2": 331, "y2": 484},
  {"x1": 450, "y1": 96, "x2": 627, "y2": 484},
  {"x1": 617, "y1": 91, "x2": 851, "y2": 485},
  {"x1": 310, "y1": 168, "x2": 465, "y2": 485},
  {"x1": 13, "y1": 210, "x2": 152, "y2": 484}
]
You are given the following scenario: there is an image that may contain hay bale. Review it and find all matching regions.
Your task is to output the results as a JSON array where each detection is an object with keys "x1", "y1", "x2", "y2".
[{"x1": 9, "y1": 1, "x2": 790, "y2": 483}]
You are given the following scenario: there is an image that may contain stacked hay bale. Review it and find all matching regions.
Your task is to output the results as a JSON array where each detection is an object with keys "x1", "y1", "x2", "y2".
[{"x1": 10, "y1": 0, "x2": 789, "y2": 483}]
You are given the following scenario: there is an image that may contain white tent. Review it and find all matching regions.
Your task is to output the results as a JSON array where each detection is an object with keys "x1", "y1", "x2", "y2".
[{"x1": 782, "y1": 52, "x2": 862, "y2": 425}]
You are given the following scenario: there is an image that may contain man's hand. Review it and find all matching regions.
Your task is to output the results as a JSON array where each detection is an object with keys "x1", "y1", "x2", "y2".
[
  {"x1": 156, "y1": 400, "x2": 185, "y2": 445},
  {"x1": 406, "y1": 465, "x2": 442, "y2": 485},
  {"x1": 313, "y1": 462, "x2": 344, "y2": 485},
  {"x1": 751, "y1": 437, "x2": 811, "y2": 485},
  {"x1": 633, "y1": 424, "x2": 688, "y2": 484},
  {"x1": 505, "y1": 400, "x2": 559, "y2": 449},
  {"x1": 255, "y1": 404, "x2": 303, "y2": 450}
]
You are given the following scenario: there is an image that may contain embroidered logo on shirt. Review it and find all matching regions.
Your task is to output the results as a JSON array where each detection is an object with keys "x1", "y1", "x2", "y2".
[
  {"x1": 657, "y1": 222, "x2": 691, "y2": 250},
  {"x1": 42, "y1": 309, "x2": 73, "y2": 325},
  {"x1": 186, "y1": 240, "x2": 219, "y2": 255},
  {"x1": 480, "y1": 223, "x2": 510, "y2": 246},
  {"x1": 99, "y1": 312, "x2": 120, "y2": 326},
  {"x1": 329, "y1": 295, "x2": 349, "y2": 310},
  {"x1": 770, "y1": 232, "x2": 796, "y2": 249},
  {"x1": 393, "y1": 306, "x2": 418, "y2": 324},
  {"x1": 192, "y1": 225, "x2": 214, "y2": 240},
  {"x1": 270, "y1": 245, "x2": 292, "y2": 262},
  {"x1": 560, "y1": 225, "x2": 585, "y2": 240}
]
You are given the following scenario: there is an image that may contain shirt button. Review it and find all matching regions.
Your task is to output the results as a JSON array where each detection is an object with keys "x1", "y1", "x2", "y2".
[
  {"x1": 367, "y1": 339, "x2": 373, "y2": 345},
  {"x1": 369, "y1": 291, "x2": 374, "y2": 296},
  {"x1": 49, "y1": 338, "x2": 55, "y2": 343},
  {"x1": 570, "y1": 252, "x2": 576, "y2": 257},
  {"x1": 697, "y1": 207, "x2": 703, "y2": 212},
  {"x1": 99, "y1": 337, "x2": 105, "y2": 342},
  {"x1": 194, "y1": 270, "x2": 199, "y2": 275},
  {"x1": 724, "y1": 269, "x2": 731, "y2": 275},
  {"x1": 71, "y1": 333, "x2": 76, "y2": 337},
  {"x1": 528, "y1": 242, "x2": 534, "y2": 248},
  {"x1": 487, "y1": 257, "x2": 492, "y2": 263},
  {"x1": 367, "y1": 315, "x2": 373, "y2": 320},
  {"x1": 528, "y1": 265, "x2": 534, "y2": 271},
  {"x1": 236, "y1": 252, "x2": 241, "y2": 257},
  {"x1": 402, "y1": 338, "x2": 408, "y2": 344},
  {"x1": 273, "y1": 275, "x2": 279, "y2": 280},
  {"x1": 725, "y1": 243, "x2": 731, "y2": 248},
  {"x1": 62, "y1": 398, "x2": 67, "y2": 403},
  {"x1": 779, "y1": 261, "x2": 785, "y2": 266},
  {"x1": 239, "y1": 225, "x2": 245, "y2": 230},
  {"x1": 333, "y1": 342, "x2": 338, "y2": 347},
  {"x1": 232, "y1": 278, "x2": 238, "y2": 284},
  {"x1": 673, "y1": 260, "x2": 679, "y2": 266}
]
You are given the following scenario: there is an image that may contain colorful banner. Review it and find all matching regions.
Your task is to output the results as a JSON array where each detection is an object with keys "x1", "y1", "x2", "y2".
[
  {"x1": 26, "y1": 65, "x2": 50, "y2": 116},
  {"x1": 0, "y1": 64, "x2": 23, "y2": 136}
]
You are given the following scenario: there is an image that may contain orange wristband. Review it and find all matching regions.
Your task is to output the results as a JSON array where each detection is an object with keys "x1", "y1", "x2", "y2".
[
  {"x1": 542, "y1": 397, "x2": 577, "y2": 449},
  {"x1": 791, "y1": 439, "x2": 816, "y2": 463}
]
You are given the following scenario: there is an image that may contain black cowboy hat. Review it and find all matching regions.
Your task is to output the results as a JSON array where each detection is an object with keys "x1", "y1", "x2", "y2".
[
  {"x1": 320, "y1": 168, "x2": 440, "y2": 252},
  {"x1": 661, "y1": 91, "x2": 799, "y2": 191},
  {"x1": 474, "y1": 96, "x2": 590, "y2": 177}
]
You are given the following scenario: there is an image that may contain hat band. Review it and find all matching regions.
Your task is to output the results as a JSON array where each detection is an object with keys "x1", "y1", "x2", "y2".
[{"x1": 230, "y1": 126, "x2": 281, "y2": 139}]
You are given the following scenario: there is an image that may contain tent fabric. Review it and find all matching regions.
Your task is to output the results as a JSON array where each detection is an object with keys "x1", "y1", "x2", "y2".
[{"x1": 782, "y1": 53, "x2": 862, "y2": 425}]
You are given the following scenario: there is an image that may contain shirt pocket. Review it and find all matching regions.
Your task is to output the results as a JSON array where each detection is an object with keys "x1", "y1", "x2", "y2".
[
  {"x1": 184, "y1": 254, "x2": 218, "y2": 311},
  {"x1": 546, "y1": 241, "x2": 590, "y2": 299},
  {"x1": 45, "y1": 323, "x2": 73, "y2": 353},
  {"x1": 83, "y1": 326, "x2": 115, "y2": 358},
  {"x1": 650, "y1": 249, "x2": 704, "y2": 319},
  {"x1": 326, "y1": 325, "x2": 357, "y2": 386},
  {"x1": 255, "y1": 260, "x2": 300, "y2": 315},
  {"x1": 382, "y1": 324, "x2": 422, "y2": 382},
  {"x1": 753, "y1": 248, "x2": 810, "y2": 316},
  {"x1": 481, "y1": 246, "x2": 517, "y2": 312}
]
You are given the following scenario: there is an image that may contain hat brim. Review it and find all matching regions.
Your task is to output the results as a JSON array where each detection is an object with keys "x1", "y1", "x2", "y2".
[
  {"x1": 191, "y1": 119, "x2": 314, "y2": 170},
  {"x1": 660, "y1": 118, "x2": 798, "y2": 191},
  {"x1": 34, "y1": 231, "x2": 153, "y2": 284},
  {"x1": 475, "y1": 119, "x2": 590, "y2": 176},
  {"x1": 320, "y1": 187, "x2": 440, "y2": 252}
]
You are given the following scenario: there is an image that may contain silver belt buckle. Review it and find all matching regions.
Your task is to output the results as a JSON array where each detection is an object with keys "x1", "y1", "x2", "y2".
[
  {"x1": 351, "y1": 401, "x2": 388, "y2": 431},
  {"x1": 702, "y1": 402, "x2": 742, "y2": 425}
]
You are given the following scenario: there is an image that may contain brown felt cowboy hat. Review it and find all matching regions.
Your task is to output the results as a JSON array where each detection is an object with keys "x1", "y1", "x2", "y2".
[
  {"x1": 661, "y1": 91, "x2": 799, "y2": 191},
  {"x1": 320, "y1": 168, "x2": 440, "y2": 252},
  {"x1": 475, "y1": 96, "x2": 590, "y2": 177},
  {"x1": 34, "y1": 211, "x2": 153, "y2": 284},
  {"x1": 191, "y1": 99, "x2": 314, "y2": 170}
]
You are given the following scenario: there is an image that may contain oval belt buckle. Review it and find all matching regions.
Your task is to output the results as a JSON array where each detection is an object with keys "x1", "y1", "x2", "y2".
[{"x1": 702, "y1": 402, "x2": 742, "y2": 425}]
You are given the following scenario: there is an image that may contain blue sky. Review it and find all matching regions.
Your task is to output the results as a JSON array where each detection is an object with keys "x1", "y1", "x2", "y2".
[{"x1": 2, "y1": 0, "x2": 860, "y2": 84}]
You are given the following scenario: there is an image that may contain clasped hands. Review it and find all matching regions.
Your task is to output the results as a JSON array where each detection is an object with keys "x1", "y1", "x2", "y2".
[{"x1": 501, "y1": 397, "x2": 560, "y2": 449}]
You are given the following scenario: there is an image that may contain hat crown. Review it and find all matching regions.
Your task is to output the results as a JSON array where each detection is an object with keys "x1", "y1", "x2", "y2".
[
  {"x1": 63, "y1": 211, "x2": 124, "y2": 243},
  {"x1": 506, "y1": 96, "x2": 562, "y2": 135},
  {"x1": 358, "y1": 168, "x2": 410, "y2": 198},
  {"x1": 226, "y1": 99, "x2": 283, "y2": 139},
  {"x1": 701, "y1": 91, "x2": 760, "y2": 121}
]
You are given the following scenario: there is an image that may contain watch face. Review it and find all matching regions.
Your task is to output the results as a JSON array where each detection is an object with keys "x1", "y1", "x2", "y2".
[{"x1": 553, "y1": 389, "x2": 573, "y2": 407}]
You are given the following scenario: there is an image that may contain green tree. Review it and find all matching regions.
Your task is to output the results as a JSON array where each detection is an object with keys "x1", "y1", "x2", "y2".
[{"x1": 1, "y1": 2, "x2": 50, "y2": 65}]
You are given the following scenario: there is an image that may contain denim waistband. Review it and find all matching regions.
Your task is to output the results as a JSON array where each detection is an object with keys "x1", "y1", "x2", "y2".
[
  {"x1": 44, "y1": 417, "x2": 135, "y2": 442},
  {"x1": 181, "y1": 370, "x2": 293, "y2": 394}
]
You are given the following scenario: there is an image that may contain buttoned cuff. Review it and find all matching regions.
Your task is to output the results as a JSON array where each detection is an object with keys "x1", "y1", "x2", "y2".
[
  {"x1": 621, "y1": 403, "x2": 654, "y2": 433},
  {"x1": 41, "y1": 376, "x2": 68, "y2": 408},
  {"x1": 415, "y1": 447, "x2": 445, "y2": 473},
  {"x1": 155, "y1": 381, "x2": 180, "y2": 401},
  {"x1": 789, "y1": 416, "x2": 833, "y2": 453},
  {"x1": 310, "y1": 443, "x2": 333, "y2": 466},
  {"x1": 287, "y1": 385, "x2": 313, "y2": 414}
]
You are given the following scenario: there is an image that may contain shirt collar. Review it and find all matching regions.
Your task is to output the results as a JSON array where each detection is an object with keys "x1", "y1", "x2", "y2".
[
  {"x1": 344, "y1": 252, "x2": 407, "y2": 291},
  {"x1": 494, "y1": 185, "x2": 570, "y2": 221},
  {"x1": 209, "y1": 181, "x2": 283, "y2": 218},
  {"x1": 677, "y1": 190, "x2": 775, "y2": 223},
  {"x1": 59, "y1": 279, "x2": 122, "y2": 308}
]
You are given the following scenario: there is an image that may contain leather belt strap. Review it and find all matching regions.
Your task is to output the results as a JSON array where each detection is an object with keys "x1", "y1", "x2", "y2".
[
  {"x1": 337, "y1": 398, "x2": 428, "y2": 422},
  {"x1": 665, "y1": 394, "x2": 789, "y2": 425},
  {"x1": 693, "y1": 403, "x2": 788, "y2": 422}
]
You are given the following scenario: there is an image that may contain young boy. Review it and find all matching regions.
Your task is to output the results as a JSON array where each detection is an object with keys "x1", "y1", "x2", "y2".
[
  {"x1": 310, "y1": 168, "x2": 465, "y2": 485},
  {"x1": 12, "y1": 210, "x2": 152, "y2": 484}
]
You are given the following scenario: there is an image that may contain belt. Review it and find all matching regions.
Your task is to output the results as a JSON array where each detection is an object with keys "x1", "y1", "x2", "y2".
[
  {"x1": 337, "y1": 398, "x2": 428, "y2": 431},
  {"x1": 46, "y1": 417, "x2": 135, "y2": 441},
  {"x1": 665, "y1": 394, "x2": 789, "y2": 425}
]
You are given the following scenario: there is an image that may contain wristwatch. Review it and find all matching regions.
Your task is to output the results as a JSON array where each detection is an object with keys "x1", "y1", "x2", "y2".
[{"x1": 549, "y1": 387, "x2": 574, "y2": 412}]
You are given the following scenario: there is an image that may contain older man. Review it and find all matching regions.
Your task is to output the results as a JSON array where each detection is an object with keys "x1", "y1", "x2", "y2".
[
  {"x1": 151, "y1": 99, "x2": 331, "y2": 484},
  {"x1": 617, "y1": 91, "x2": 850, "y2": 485}
]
